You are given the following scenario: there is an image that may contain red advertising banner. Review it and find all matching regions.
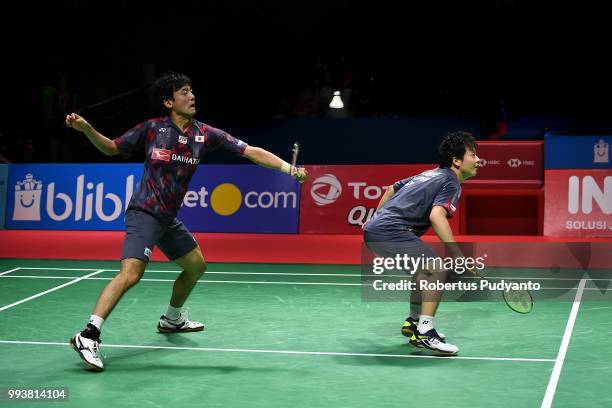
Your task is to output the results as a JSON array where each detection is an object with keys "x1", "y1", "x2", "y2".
[
  {"x1": 299, "y1": 165, "x2": 461, "y2": 234},
  {"x1": 544, "y1": 169, "x2": 612, "y2": 237},
  {"x1": 464, "y1": 141, "x2": 543, "y2": 189}
]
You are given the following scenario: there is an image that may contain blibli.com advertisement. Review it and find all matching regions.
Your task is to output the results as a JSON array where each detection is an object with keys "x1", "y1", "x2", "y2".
[{"x1": 6, "y1": 164, "x2": 299, "y2": 233}]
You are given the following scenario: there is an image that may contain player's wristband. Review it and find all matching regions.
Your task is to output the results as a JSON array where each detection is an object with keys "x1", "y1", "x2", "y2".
[{"x1": 280, "y1": 161, "x2": 292, "y2": 174}]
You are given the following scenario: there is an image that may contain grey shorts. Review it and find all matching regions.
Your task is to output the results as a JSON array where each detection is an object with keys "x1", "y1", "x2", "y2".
[{"x1": 121, "y1": 209, "x2": 198, "y2": 263}]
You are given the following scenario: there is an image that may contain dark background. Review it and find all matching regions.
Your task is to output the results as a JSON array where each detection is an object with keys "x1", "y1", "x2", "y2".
[{"x1": 1, "y1": 0, "x2": 610, "y2": 164}]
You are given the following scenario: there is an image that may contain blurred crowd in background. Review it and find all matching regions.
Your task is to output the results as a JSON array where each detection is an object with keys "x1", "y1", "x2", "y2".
[{"x1": 2, "y1": 1, "x2": 610, "y2": 163}]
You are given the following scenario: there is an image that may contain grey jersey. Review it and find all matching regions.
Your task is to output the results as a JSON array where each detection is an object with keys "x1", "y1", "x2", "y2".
[{"x1": 364, "y1": 167, "x2": 461, "y2": 237}]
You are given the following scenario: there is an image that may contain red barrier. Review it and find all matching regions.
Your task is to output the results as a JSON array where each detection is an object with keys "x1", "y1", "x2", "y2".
[
  {"x1": 1, "y1": 230, "x2": 610, "y2": 266},
  {"x1": 299, "y1": 165, "x2": 460, "y2": 235},
  {"x1": 464, "y1": 141, "x2": 543, "y2": 189},
  {"x1": 544, "y1": 169, "x2": 612, "y2": 237},
  {"x1": 460, "y1": 141, "x2": 544, "y2": 235}
]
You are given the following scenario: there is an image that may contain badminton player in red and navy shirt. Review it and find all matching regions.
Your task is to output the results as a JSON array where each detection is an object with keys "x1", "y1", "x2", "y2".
[
  {"x1": 364, "y1": 131, "x2": 479, "y2": 355},
  {"x1": 66, "y1": 72, "x2": 307, "y2": 371}
]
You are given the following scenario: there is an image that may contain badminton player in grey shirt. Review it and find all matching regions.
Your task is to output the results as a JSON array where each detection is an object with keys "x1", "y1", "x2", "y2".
[{"x1": 364, "y1": 131, "x2": 480, "y2": 355}]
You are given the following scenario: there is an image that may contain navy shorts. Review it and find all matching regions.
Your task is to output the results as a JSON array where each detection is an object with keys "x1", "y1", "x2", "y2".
[
  {"x1": 363, "y1": 230, "x2": 438, "y2": 259},
  {"x1": 121, "y1": 209, "x2": 198, "y2": 263}
]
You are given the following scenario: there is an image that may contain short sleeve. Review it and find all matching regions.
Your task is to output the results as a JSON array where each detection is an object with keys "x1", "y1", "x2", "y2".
[
  {"x1": 206, "y1": 126, "x2": 248, "y2": 155},
  {"x1": 393, "y1": 176, "x2": 414, "y2": 192},
  {"x1": 113, "y1": 122, "x2": 148, "y2": 159},
  {"x1": 433, "y1": 180, "x2": 461, "y2": 217}
]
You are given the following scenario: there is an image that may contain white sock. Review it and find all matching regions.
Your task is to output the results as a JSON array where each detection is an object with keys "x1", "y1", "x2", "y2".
[
  {"x1": 88, "y1": 315, "x2": 105, "y2": 331},
  {"x1": 165, "y1": 304, "x2": 182, "y2": 320},
  {"x1": 417, "y1": 315, "x2": 434, "y2": 333}
]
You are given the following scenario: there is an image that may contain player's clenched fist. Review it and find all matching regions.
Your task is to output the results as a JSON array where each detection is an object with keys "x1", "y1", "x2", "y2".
[{"x1": 65, "y1": 113, "x2": 92, "y2": 133}]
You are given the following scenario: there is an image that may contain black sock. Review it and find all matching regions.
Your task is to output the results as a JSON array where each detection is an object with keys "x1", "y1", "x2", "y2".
[{"x1": 81, "y1": 323, "x2": 101, "y2": 341}]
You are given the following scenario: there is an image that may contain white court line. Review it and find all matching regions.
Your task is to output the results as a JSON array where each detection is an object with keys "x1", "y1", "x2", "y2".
[
  {"x1": 13, "y1": 267, "x2": 612, "y2": 280},
  {"x1": 1, "y1": 275, "x2": 607, "y2": 292},
  {"x1": 15, "y1": 267, "x2": 102, "y2": 271},
  {"x1": 0, "y1": 267, "x2": 21, "y2": 277},
  {"x1": 15, "y1": 267, "x2": 366, "y2": 277},
  {"x1": 0, "y1": 275, "x2": 363, "y2": 286},
  {"x1": 541, "y1": 278, "x2": 587, "y2": 408},
  {"x1": 0, "y1": 340, "x2": 555, "y2": 363},
  {"x1": 0, "y1": 270, "x2": 105, "y2": 312},
  {"x1": 1, "y1": 274, "x2": 609, "y2": 291}
]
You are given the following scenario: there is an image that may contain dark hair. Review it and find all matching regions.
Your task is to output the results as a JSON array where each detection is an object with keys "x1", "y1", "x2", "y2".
[
  {"x1": 149, "y1": 71, "x2": 192, "y2": 113},
  {"x1": 437, "y1": 131, "x2": 478, "y2": 168}
]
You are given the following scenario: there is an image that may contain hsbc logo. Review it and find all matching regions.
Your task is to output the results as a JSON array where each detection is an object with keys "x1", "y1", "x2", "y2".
[
  {"x1": 508, "y1": 158, "x2": 522, "y2": 167},
  {"x1": 479, "y1": 158, "x2": 500, "y2": 167},
  {"x1": 311, "y1": 174, "x2": 342, "y2": 206},
  {"x1": 152, "y1": 148, "x2": 171, "y2": 162},
  {"x1": 507, "y1": 158, "x2": 535, "y2": 168}
]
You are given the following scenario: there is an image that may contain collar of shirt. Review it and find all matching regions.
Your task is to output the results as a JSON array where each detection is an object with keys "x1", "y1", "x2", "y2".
[{"x1": 165, "y1": 116, "x2": 196, "y2": 136}]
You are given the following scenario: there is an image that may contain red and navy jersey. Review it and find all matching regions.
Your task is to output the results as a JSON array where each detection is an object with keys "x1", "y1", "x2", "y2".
[
  {"x1": 364, "y1": 167, "x2": 461, "y2": 237},
  {"x1": 113, "y1": 117, "x2": 247, "y2": 219}
]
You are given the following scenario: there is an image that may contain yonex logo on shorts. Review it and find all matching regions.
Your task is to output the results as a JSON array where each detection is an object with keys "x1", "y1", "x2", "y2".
[{"x1": 144, "y1": 248, "x2": 152, "y2": 257}]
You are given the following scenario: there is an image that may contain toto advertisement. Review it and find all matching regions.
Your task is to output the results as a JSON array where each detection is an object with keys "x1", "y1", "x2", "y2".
[{"x1": 299, "y1": 164, "x2": 461, "y2": 234}]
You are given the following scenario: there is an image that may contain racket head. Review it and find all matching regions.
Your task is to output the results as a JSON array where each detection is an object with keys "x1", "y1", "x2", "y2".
[
  {"x1": 291, "y1": 142, "x2": 299, "y2": 168},
  {"x1": 502, "y1": 282, "x2": 533, "y2": 314}
]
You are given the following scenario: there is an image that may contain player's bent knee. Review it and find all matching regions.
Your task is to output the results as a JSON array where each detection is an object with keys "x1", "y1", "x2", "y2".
[
  {"x1": 189, "y1": 261, "x2": 206, "y2": 278},
  {"x1": 119, "y1": 258, "x2": 146, "y2": 287},
  {"x1": 177, "y1": 248, "x2": 206, "y2": 278}
]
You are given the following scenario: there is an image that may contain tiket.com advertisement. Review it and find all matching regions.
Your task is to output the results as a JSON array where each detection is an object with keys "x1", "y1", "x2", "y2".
[{"x1": 178, "y1": 164, "x2": 300, "y2": 233}]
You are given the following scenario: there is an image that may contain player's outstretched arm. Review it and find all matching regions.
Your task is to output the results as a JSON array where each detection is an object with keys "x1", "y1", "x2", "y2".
[
  {"x1": 242, "y1": 145, "x2": 308, "y2": 183},
  {"x1": 65, "y1": 113, "x2": 119, "y2": 156}
]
